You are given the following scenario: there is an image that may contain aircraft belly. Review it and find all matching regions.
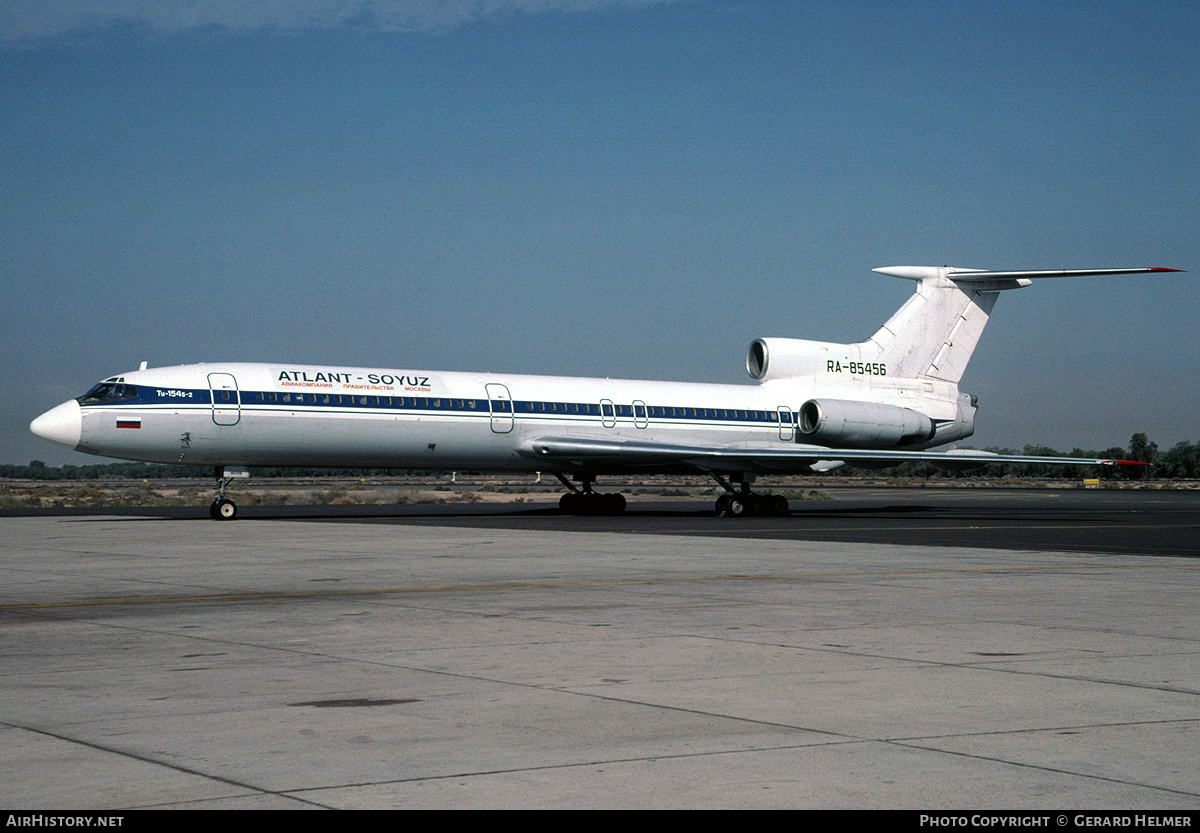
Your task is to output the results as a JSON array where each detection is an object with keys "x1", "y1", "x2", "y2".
[
  {"x1": 515, "y1": 420, "x2": 787, "y2": 476},
  {"x1": 186, "y1": 410, "x2": 526, "y2": 469}
]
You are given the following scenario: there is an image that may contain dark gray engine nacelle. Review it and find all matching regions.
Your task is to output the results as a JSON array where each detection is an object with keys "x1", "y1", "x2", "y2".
[{"x1": 798, "y1": 399, "x2": 936, "y2": 448}]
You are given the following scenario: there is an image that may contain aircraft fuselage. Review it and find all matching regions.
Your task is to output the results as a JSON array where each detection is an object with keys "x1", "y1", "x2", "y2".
[{"x1": 36, "y1": 361, "x2": 966, "y2": 474}]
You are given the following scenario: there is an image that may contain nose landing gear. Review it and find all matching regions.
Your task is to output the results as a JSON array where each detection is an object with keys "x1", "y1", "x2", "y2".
[{"x1": 209, "y1": 466, "x2": 238, "y2": 520}]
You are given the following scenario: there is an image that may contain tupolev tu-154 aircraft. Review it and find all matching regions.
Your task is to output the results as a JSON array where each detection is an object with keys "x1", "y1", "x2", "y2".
[{"x1": 31, "y1": 265, "x2": 1180, "y2": 519}]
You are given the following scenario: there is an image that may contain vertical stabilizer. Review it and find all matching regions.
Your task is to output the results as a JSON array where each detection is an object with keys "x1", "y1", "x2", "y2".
[{"x1": 866, "y1": 269, "x2": 1003, "y2": 383}]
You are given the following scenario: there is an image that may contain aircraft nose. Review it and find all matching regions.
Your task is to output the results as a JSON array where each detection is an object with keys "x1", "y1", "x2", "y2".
[{"x1": 30, "y1": 400, "x2": 82, "y2": 451}]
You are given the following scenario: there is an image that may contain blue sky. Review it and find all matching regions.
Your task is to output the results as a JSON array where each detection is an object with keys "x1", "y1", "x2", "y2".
[{"x1": 3, "y1": 0, "x2": 1197, "y2": 466}]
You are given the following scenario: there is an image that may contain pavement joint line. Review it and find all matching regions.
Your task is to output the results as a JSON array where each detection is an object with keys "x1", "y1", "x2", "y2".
[
  {"x1": 886, "y1": 738, "x2": 1200, "y2": 800},
  {"x1": 0, "y1": 720, "x2": 334, "y2": 809}
]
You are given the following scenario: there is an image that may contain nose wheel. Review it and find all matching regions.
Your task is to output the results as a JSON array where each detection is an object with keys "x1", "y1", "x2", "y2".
[
  {"x1": 210, "y1": 498, "x2": 238, "y2": 520},
  {"x1": 209, "y1": 466, "x2": 238, "y2": 520}
]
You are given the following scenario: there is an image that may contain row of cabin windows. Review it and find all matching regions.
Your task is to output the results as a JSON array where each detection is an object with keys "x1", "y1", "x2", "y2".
[
  {"x1": 86, "y1": 385, "x2": 790, "y2": 424},
  {"x1": 240, "y1": 390, "x2": 787, "y2": 422},
  {"x1": 80, "y1": 385, "x2": 796, "y2": 431},
  {"x1": 252, "y1": 391, "x2": 479, "y2": 409},
  {"x1": 523, "y1": 402, "x2": 787, "y2": 421}
]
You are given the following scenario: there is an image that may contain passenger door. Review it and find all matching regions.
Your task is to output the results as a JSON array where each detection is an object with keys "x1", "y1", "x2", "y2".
[
  {"x1": 777, "y1": 405, "x2": 794, "y2": 441},
  {"x1": 485, "y1": 383, "x2": 514, "y2": 434},
  {"x1": 208, "y1": 373, "x2": 240, "y2": 426}
]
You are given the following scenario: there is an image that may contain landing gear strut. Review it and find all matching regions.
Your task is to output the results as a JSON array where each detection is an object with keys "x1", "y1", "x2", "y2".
[
  {"x1": 711, "y1": 474, "x2": 789, "y2": 518},
  {"x1": 555, "y1": 474, "x2": 627, "y2": 515},
  {"x1": 209, "y1": 466, "x2": 238, "y2": 520}
]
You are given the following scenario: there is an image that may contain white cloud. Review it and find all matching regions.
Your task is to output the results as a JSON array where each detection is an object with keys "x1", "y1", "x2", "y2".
[{"x1": 0, "y1": 0, "x2": 682, "y2": 43}]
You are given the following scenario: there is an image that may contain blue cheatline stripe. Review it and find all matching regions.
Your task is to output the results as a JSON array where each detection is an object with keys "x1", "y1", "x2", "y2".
[{"x1": 85, "y1": 387, "x2": 802, "y2": 426}]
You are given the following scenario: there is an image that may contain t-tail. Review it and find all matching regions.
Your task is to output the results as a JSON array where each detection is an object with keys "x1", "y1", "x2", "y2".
[
  {"x1": 745, "y1": 265, "x2": 1181, "y2": 449},
  {"x1": 749, "y1": 265, "x2": 1181, "y2": 387},
  {"x1": 869, "y1": 266, "x2": 1183, "y2": 383}
]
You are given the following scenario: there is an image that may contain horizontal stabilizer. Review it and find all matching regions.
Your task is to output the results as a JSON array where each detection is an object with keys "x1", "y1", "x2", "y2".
[{"x1": 874, "y1": 266, "x2": 1183, "y2": 282}]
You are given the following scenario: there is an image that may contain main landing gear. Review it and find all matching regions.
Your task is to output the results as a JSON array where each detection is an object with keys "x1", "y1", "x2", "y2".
[
  {"x1": 209, "y1": 466, "x2": 238, "y2": 520},
  {"x1": 555, "y1": 474, "x2": 627, "y2": 515},
  {"x1": 711, "y1": 474, "x2": 789, "y2": 518}
]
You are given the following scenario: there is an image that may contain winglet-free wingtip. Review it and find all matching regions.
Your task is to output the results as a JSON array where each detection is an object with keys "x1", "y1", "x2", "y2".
[
  {"x1": 872, "y1": 266, "x2": 943, "y2": 280},
  {"x1": 1148, "y1": 267, "x2": 1185, "y2": 272},
  {"x1": 1100, "y1": 459, "x2": 1151, "y2": 467}
]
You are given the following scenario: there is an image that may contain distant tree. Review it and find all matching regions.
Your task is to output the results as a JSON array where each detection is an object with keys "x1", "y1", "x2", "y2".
[
  {"x1": 1128, "y1": 433, "x2": 1158, "y2": 463},
  {"x1": 1126, "y1": 433, "x2": 1159, "y2": 479},
  {"x1": 1158, "y1": 440, "x2": 1200, "y2": 479}
]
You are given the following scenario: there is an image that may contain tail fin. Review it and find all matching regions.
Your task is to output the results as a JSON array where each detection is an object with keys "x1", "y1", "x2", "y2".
[{"x1": 866, "y1": 266, "x2": 1180, "y2": 383}]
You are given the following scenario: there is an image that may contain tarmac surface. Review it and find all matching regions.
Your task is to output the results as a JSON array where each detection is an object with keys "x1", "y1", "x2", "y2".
[{"x1": 1, "y1": 487, "x2": 1198, "y2": 809}]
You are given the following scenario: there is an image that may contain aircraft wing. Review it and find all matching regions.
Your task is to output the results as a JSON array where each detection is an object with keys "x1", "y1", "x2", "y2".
[{"x1": 519, "y1": 437, "x2": 1143, "y2": 474}]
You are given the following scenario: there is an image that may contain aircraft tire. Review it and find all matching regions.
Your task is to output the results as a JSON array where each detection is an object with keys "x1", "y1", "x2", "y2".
[
  {"x1": 717, "y1": 493, "x2": 789, "y2": 518},
  {"x1": 560, "y1": 492, "x2": 626, "y2": 515},
  {"x1": 210, "y1": 499, "x2": 238, "y2": 521},
  {"x1": 602, "y1": 493, "x2": 626, "y2": 514}
]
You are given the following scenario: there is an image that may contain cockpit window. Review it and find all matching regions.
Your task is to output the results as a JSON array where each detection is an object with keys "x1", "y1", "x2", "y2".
[{"x1": 77, "y1": 383, "x2": 139, "y2": 405}]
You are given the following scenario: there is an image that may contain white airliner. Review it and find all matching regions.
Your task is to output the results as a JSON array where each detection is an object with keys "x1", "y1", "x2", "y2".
[{"x1": 31, "y1": 265, "x2": 1177, "y2": 519}]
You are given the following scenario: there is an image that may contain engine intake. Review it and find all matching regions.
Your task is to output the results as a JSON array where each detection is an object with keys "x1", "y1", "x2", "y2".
[
  {"x1": 798, "y1": 399, "x2": 935, "y2": 448},
  {"x1": 747, "y1": 337, "x2": 850, "y2": 382}
]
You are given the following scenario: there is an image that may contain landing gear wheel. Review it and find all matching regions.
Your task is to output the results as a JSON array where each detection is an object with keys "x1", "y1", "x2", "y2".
[
  {"x1": 716, "y1": 491, "x2": 787, "y2": 518},
  {"x1": 559, "y1": 491, "x2": 626, "y2": 515},
  {"x1": 602, "y1": 493, "x2": 626, "y2": 514},
  {"x1": 210, "y1": 498, "x2": 238, "y2": 521}
]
